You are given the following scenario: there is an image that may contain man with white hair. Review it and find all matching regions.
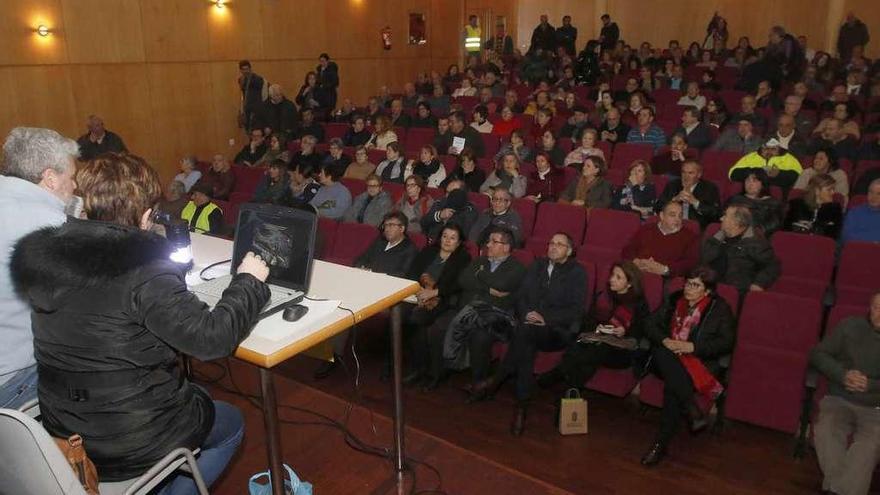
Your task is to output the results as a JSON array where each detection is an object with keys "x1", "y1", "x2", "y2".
[
  {"x1": 0, "y1": 127, "x2": 79, "y2": 408},
  {"x1": 258, "y1": 84, "x2": 298, "y2": 138},
  {"x1": 76, "y1": 115, "x2": 127, "y2": 161}
]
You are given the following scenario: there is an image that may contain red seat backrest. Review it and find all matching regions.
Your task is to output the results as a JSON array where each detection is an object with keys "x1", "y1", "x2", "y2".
[
  {"x1": 583, "y1": 208, "x2": 642, "y2": 250},
  {"x1": 532, "y1": 202, "x2": 587, "y2": 244},
  {"x1": 340, "y1": 177, "x2": 366, "y2": 198},
  {"x1": 512, "y1": 198, "x2": 536, "y2": 239},
  {"x1": 316, "y1": 217, "x2": 338, "y2": 259},
  {"x1": 330, "y1": 222, "x2": 379, "y2": 263},
  {"x1": 405, "y1": 128, "x2": 436, "y2": 153},
  {"x1": 610, "y1": 143, "x2": 655, "y2": 170},
  {"x1": 323, "y1": 123, "x2": 349, "y2": 141},
  {"x1": 231, "y1": 165, "x2": 266, "y2": 195},
  {"x1": 837, "y1": 242, "x2": 880, "y2": 290},
  {"x1": 771, "y1": 231, "x2": 836, "y2": 283}
]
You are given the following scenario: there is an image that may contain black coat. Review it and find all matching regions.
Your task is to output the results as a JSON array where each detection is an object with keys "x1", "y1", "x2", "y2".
[
  {"x1": 645, "y1": 291, "x2": 736, "y2": 374},
  {"x1": 354, "y1": 236, "x2": 418, "y2": 278},
  {"x1": 9, "y1": 219, "x2": 269, "y2": 480},
  {"x1": 656, "y1": 179, "x2": 721, "y2": 230},
  {"x1": 517, "y1": 257, "x2": 587, "y2": 336},
  {"x1": 406, "y1": 244, "x2": 472, "y2": 310},
  {"x1": 784, "y1": 198, "x2": 843, "y2": 239},
  {"x1": 458, "y1": 256, "x2": 527, "y2": 311},
  {"x1": 257, "y1": 97, "x2": 299, "y2": 137},
  {"x1": 700, "y1": 227, "x2": 781, "y2": 291}
]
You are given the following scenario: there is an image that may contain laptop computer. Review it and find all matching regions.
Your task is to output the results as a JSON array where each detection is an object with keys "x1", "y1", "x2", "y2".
[{"x1": 191, "y1": 202, "x2": 317, "y2": 310}]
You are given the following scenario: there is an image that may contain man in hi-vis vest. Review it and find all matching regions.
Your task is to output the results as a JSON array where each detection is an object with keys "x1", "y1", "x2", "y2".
[
  {"x1": 181, "y1": 182, "x2": 225, "y2": 235},
  {"x1": 464, "y1": 15, "x2": 482, "y2": 56}
]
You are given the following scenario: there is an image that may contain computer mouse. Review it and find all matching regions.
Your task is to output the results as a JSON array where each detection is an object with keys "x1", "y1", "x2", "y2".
[{"x1": 282, "y1": 304, "x2": 309, "y2": 322}]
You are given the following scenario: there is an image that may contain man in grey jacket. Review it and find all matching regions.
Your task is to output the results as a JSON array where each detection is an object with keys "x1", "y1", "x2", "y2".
[
  {"x1": 0, "y1": 127, "x2": 79, "y2": 409},
  {"x1": 468, "y1": 187, "x2": 523, "y2": 247},
  {"x1": 810, "y1": 292, "x2": 880, "y2": 495}
]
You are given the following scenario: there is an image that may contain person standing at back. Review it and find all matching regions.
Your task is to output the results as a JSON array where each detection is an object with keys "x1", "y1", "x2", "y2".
[
  {"x1": 237, "y1": 60, "x2": 268, "y2": 132},
  {"x1": 463, "y1": 15, "x2": 482, "y2": 56},
  {"x1": 0, "y1": 127, "x2": 79, "y2": 409},
  {"x1": 598, "y1": 14, "x2": 620, "y2": 52},
  {"x1": 316, "y1": 53, "x2": 339, "y2": 112}
]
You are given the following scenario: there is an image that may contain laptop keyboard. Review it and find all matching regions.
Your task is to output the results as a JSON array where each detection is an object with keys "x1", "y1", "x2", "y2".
[{"x1": 193, "y1": 275, "x2": 302, "y2": 309}]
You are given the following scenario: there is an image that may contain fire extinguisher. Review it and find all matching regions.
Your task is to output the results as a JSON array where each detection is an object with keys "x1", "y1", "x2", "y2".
[{"x1": 381, "y1": 26, "x2": 392, "y2": 50}]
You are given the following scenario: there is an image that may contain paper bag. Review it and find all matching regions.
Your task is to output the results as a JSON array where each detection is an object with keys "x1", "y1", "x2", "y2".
[{"x1": 558, "y1": 388, "x2": 588, "y2": 435}]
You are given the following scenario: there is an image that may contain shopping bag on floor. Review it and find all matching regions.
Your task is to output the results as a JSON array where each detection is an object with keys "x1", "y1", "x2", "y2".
[
  {"x1": 558, "y1": 388, "x2": 588, "y2": 435},
  {"x1": 248, "y1": 464, "x2": 313, "y2": 495}
]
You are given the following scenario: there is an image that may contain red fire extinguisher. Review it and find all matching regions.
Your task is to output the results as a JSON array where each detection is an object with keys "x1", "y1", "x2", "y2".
[{"x1": 381, "y1": 26, "x2": 392, "y2": 50}]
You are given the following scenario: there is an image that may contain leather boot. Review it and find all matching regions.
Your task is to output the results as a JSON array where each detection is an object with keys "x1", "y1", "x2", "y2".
[
  {"x1": 510, "y1": 404, "x2": 527, "y2": 436},
  {"x1": 640, "y1": 441, "x2": 667, "y2": 466}
]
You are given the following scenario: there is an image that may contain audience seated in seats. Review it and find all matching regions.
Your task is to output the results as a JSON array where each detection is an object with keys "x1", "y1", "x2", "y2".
[
  {"x1": 492, "y1": 106, "x2": 521, "y2": 137},
  {"x1": 404, "y1": 223, "x2": 473, "y2": 385},
  {"x1": 396, "y1": 175, "x2": 435, "y2": 234},
  {"x1": 540, "y1": 261, "x2": 650, "y2": 392},
  {"x1": 76, "y1": 115, "x2": 127, "y2": 161},
  {"x1": 344, "y1": 145, "x2": 377, "y2": 181},
  {"x1": 433, "y1": 116, "x2": 454, "y2": 155},
  {"x1": 702, "y1": 97, "x2": 729, "y2": 130},
  {"x1": 310, "y1": 163, "x2": 352, "y2": 219},
  {"x1": 593, "y1": 91, "x2": 615, "y2": 125},
  {"x1": 525, "y1": 152, "x2": 567, "y2": 203},
  {"x1": 427, "y1": 85, "x2": 451, "y2": 115},
  {"x1": 536, "y1": 130, "x2": 567, "y2": 168},
  {"x1": 699, "y1": 70, "x2": 721, "y2": 92},
  {"x1": 470, "y1": 105, "x2": 494, "y2": 134},
  {"x1": 159, "y1": 180, "x2": 189, "y2": 220},
  {"x1": 858, "y1": 135, "x2": 880, "y2": 163},
  {"x1": 558, "y1": 106, "x2": 592, "y2": 142},
  {"x1": 502, "y1": 89, "x2": 525, "y2": 114},
  {"x1": 256, "y1": 133, "x2": 291, "y2": 167},
  {"x1": 174, "y1": 156, "x2": 202, "y2": 192},
  {"x1": 421, "y1": 181, "x2": 478, "y2": 239},
  {"x1": 0, "y1": 127, "x2": 77, "y2": 410},
  {"x1": 448, "y1": 111, "x2": 486, "y2": 157},
  {"x1": 726, "y1": 169, "x2": 784, "y2": 237},
  {"x1": 813, "y1": 101, "x2": 861, "y2": 141},
  {"x1": 624, "y1": 201, "x2": 700, "y2": 278},
  {"x1": 406, "y1": 145, "x2": 447, "y2": 188},
  {"x1": 810, "y1": 291, "x2": 880, "y2": 495},
  {"x1": 343, "y1": 115, "x2": 371, "y2": 148},
  {"x1": 651, "y1": 134, "x2": 691, "y2": 176},
  {"x1": 343, "y1": 173, "x2": 392, "y2": 227},
  {"x1": 452, "y1": 77, "x2": 477, "y2": 98},
  {"x1": 234, "y1": 127, "x2": 268, "y2": 167},
  {"x1": 778, "y1": 95, "x2": 815, "y2": 137},
  {"x1": 402, "y1": 83, "x2": 420, "y2": 110},
  {"x1": 677, "y1": 81, "x2": 707, "y2": 110},
  {"x1": 701, "y1": 205, "x2": 780, "y2": 292},
  {"x1": 524, "y1": 91, "x2": 556, "y2": 117},
  {"x1": 332, "y1": 98, "x2": 358, "y2": 124},
  {"x1": 411, "y1": 102, "x2": 438, "y2": 129},
  {"x1": 258, "y1": 84, "x2": 298, "y2": 138},
  {"x1": 626, "y1": 108, "x2": 667, "y2": 153},
  {"x1": 251, "y1": 160, "x2": 290, "y2": 205},
  {"x1": 375, "y1": 142, "x2": 408, "y2": 185},
  {"x1": 322, "y1": 138, "x2": 353, "y2": 178},
  {"x1": 200, "y1": 154, "x2": 235, "y2": 201},
  {"x1": 481, "y1": 152, "x2": 528, "y2": 199},
  {"x1": 599, "y1": 108, "x2": 631, "y2": 145},
  {"x1": 293, "y1": 108, "x2": 325, "y2": 142},
  {"x1": 564, "y1": 129, "x2": 606, "y2": 167},
  {"x1": 656, "y1": 160, "x2": 721, "y2": 230},
  {"x1": 469, "y1": 188, "x2": 523, "y2": 247},
  {"x1": 559, "y1": 156, "x2": 613, "y2": 210},
  {"x1": 295, "y1": 71, "x2": 324, "y2": 114},
  {"x1": 731, "y1": 95, "x2": 767, "y2": 131},
  {"x1": 494, "y1": 130, "x2": 532, "y2": 165},
  {"x1": 316, "y1": 211, "x2": 419, "y2": 379},
  {"x1": 10, "y1": 152, "x2": 269, "y2": 490},
  {"x1": 284, "y1": 162, "x2": 321, "y2": 207},
  {"x1": 365, "y1": 97, "x2": 385, "y2": 126},
  {"x1": 471, "y1": 232, "x2": 587, "y2": 436},
  {"x1": 182, "y1": 182, "x2": 225, "y2": 235},
  {"x1": 441, "y1": 149, "x2": 485, "y2": 193},
  {"x1": 769, "y1": 114, "x2": 811, "y2": 159},
  {"x1": 612, "y1": 159, "x2": 657, "y2": 217},
  {"x1": 811, "y1": 118, "x2": 860, "y2": 163},
  {"x1": 711, "y1": 116, "x2": 762, "y2": 154},
  {"x1": 729, "y1": 139, "x2": 803, "y2": 189},
  {"x1": 841, "y1": 179, "x2": 880, "y2": 244},
  {"x1": 365, "y1": 115, "x2": 399, "y2": 151},
  {"x1": 529, "y1": 108, "x2": 555, "y2": 141},
  {"x1": 784, "y1": 174, "x2": 843, "y2": 239},
  {"x1": 623, "y1": 93, "x2": 650, "y2": 124},
  {"x1": 640, "y1": 267, "x2": 736, "y2": 466},
  {"x1": 673, "y1": 106, "x2": 713, "y2": 151},
  {"x1": 793, "y1": 148, "x2": 849, "y2": 201},
  {"x1": 754, "y1": 79, "x2": 782, "y2": 112},
  {"x1": 411, "y1": 228, "x2": 526, "y2": 389},
  {"x1": 290, "y1": 135, "x2": 324, "y2": 172},
  {"x1": 388, "y1": 99, "x2": 412, "y2": 129}
]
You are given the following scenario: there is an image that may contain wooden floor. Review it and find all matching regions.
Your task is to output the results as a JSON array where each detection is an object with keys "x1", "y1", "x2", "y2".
[{"x1": 201, "y1": 318, "x2": 842, "y2": 495}]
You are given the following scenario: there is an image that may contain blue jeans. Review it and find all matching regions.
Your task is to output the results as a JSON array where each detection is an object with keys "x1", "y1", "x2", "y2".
[
  {"x1": 0, "y1": 365, "x2": 38, "y2": 410},
  {"x1": 158, "y1": 401, "x2": 244, "y2": 495}
]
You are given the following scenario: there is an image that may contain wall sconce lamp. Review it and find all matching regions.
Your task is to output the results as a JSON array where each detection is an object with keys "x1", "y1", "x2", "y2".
[
  {"x1": 36, "y1": 25, "x2": 51, "y2": 37},
  {"x1": 213, "y1": 0, "x2": 226, "y2": 9}
]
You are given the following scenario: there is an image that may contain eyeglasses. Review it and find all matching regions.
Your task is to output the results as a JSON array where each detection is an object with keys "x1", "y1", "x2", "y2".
[{"x1": 685, "y1": 280, "x2": 705, "y2": 289}]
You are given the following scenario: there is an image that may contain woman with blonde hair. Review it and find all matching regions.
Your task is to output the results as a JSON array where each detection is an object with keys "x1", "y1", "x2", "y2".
[
  {"x1": 784, "y1": 173, "x2": 843, "y2": 238},
  {"x1": 365, "y1": 114, "x2": 399, "y2": 151}
]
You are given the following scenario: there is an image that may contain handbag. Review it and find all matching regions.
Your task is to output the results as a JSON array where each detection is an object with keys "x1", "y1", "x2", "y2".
[
  {"x1": 53, "y1": 434, "x2": 99, "y2": 495},
  {"x1": 248, "y1": 464, "x2": 313, "y2": 495}
]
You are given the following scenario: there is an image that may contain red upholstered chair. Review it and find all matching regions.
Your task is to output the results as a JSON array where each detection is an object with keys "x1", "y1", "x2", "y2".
[
  {"x1": 367, "y1": 149, "x2": 386, "y2": 164},
  {"x1": 725, "y1": 292, "x2": 823, "y2": 433},
  {"x1": 467, "y1": 192, "x2": 490, "y2": 212},
  {"x1": 481, "y1": 134, "x2": 500, "y2": 158},
  {"x1": 316, "y1": 217, "x2": 338, "y2": 259},
  {"x1": 525, "y1": 202, "x2": 587, "y2": 256},
  {"x1": 323, "y1": 123, "x2": 348, "y2": 141},
  {"x1": 769, "y1": 232, "x2": 836, "y2": 300},
  {"x1": 325, "y1": 222, "x2": 379, "y2": 266},
  {"x1": 835, "y1": 242, "x2": 880, "y2": 306},
  {"x1": 511, "y1": 248, "x2": 534, "y2": 266},
  {"x1": 718, "y1": 90, "x2": 747, "y2": 117},
  {"x1": 384, "y1": 182, "x2": 405, "y2": 203},
  {"x1": 579, "y1": 208, "x2": 642, "y2": 266},
  {"x1": 700, "y1": 149, "x2": 742, "y2": 183},
  {"x1": 340, "y1": 178, "x2": 366, "y2": 198},
  {"x1": 439, "y1": 155, "x2": 456, "y2": 173},
  {"x1": 610, "y1": 143, "x2": 655, "y2": 170},
  {"x1": 512, "y1": 198, "x2": 536, "y2": 241},
  {"x1": 231, "y1": 165, "x2": 266, "y2": 196},
  {"x1": 409, "y1": 232, "x2": 428, "y2": 250},
  {"x1": 404, "y1": 128, "x2": 435, "y2": 153}
]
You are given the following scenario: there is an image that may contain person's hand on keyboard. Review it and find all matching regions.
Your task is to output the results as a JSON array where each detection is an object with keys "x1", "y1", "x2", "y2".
[{"x1": 238, "y1": 252, "x2": 269, "y2": 282}]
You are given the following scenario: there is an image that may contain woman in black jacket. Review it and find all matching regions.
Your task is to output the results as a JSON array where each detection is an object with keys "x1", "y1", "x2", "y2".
[
  {"x1": 640, "y1": 266, "x2": 735, "y2": 467},
  {"x1": 10, "y1": 153, "x2": 270, "y2": 491},
  {"x1": 784, "y1": 173, "x2": 843, "y2": 239},
  {"x1": 726, "y1": 169, "x2": 784, "y2": 237},
  {"x1": 404, "y1": 223, "x2": 472, "y2": 384}
]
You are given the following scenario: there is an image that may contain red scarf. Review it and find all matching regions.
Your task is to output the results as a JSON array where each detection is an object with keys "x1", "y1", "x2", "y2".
[{"x1": 670, "y1": 296, "x2": 724, "y2": 406}]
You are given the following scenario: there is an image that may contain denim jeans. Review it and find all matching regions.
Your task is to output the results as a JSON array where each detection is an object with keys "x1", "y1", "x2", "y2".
[
  {"x1": 0, "y1": 365, "x2": 38, "y2": 410},
  {"x1": 158, "y1": 400, "x2": 244, "y2": 495}
]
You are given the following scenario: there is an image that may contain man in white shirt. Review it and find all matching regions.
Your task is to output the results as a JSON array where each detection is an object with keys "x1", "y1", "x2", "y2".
[{"x1": 0, "y1": 127, "x2": 79, "y2": 409}]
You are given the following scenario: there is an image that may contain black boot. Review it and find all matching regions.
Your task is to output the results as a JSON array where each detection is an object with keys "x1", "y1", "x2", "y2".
[
  {"x1": 465, "y1": 374, "x2": 503, "y2": 404},
  {"x1": 640, "y1": 441, "x2": 667, "y2": 466},
  {"x1": 313, "y1": 354, "x2": 342, "y2": 380},
  {"x1": 510, "y1": 404, "x2": 527, "y2": 436}
]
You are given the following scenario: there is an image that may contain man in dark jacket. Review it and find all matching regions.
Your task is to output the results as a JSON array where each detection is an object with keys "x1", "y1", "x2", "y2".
[
  {"x1": 701, "y1": 205, "x2": 780, "y2": 292},
  {"x1": 293, "y1": 108, "x2": 326, "y2": 143},
  {"x1": 672, "y1": 107, "x2": 713, "y2": 151},
  {"x1": 837, "y1": 13, "x2": 870, "y2": 62},
  {"x1": 316, "y1": 53, "x2": 340, "y2": 111},
  {"x1": 473, "y1": 232, "x2": 587, "y2": 436},
  {"x1": 555, "y1": 15, "x2": 577, "y2": 56},
  {"x1": 599, "y1": 14, "x2": 620, "y2": 51},
  {"x1": 234, "y1": 128, "x2": 268, "y2": 166},
  {"x1": 468, "y1": 188, "x2": 523, "y2": 246},
  {"x1": 238, "y1": 60, "x2": 267, "y2": 131},
  {"x1": 76, "y1": 115, "x2": 127, "y2": 161},
  {"x1": 257, "y1": 84, "x2": 298, "y2": 138},
  {"x1": 656, "y1": 161, "x2": 721, "y2": 230},
  {"x1": 447, "y1": 111, "x2": 485, "y2": 157},
  {"x1": 421, "y1": 182, "x2": 478, "y2": 239},
  {"x1": 529, "y1": 15, "x2": 556, "y2": 53}
]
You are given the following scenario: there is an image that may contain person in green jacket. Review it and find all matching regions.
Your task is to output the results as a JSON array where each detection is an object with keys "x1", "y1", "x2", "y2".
[
  {"x1": 728, "y1": 138, "x2": 803, "y2": 189},
  {"x1": 181, "y1": 182, "x2": 224, "y2": 235}
]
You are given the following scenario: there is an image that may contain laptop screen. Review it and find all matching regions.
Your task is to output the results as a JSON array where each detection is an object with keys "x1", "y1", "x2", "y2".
[{"x1": 230, "y1": 204, "x2": 317, "y2": 291}]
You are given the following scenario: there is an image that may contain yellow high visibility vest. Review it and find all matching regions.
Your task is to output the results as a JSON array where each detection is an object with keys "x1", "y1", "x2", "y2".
[
  {"x1": 465, "y1": 25, "x2": 482, "y2": 52},
  {"x1": 181, "y1": 201, "x2": 222, "y2": 234}
]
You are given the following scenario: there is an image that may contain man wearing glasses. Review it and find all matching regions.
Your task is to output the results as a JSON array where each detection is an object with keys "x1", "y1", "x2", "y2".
[{"x1": 468, "y1": 188, "x2": 523, "y2": 247}]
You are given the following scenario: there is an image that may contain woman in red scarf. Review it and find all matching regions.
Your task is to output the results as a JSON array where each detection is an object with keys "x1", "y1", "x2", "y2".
[{"x1": 641, "y1": 266, "x2": 735, "y2": 466}]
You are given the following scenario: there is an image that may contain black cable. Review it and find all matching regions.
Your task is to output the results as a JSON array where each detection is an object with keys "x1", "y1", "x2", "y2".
[{"x1": 198, "y1": 259, "x2": 233, "y2": 281}]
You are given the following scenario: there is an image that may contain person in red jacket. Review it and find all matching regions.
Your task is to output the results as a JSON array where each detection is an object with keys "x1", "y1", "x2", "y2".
[
  {"x1": 524, "y1": 152, "x2": 566, "y2": 203},
  {"x1": 622, "y1": 201, "x2": 700, "y2": 278}
]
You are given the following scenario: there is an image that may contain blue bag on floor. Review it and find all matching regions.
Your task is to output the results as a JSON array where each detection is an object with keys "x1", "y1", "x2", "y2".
[{"x1": 248, "y1": 464, "x2": 313, "y2": 495}]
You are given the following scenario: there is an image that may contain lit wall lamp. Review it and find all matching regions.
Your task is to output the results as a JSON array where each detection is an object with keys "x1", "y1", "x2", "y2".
[
  {"x1": 36, "y1": 25, "x2": 51, "y2": 37},
  {"x1": 213, "y1": 0, "x2": 226, "y2": 9}
]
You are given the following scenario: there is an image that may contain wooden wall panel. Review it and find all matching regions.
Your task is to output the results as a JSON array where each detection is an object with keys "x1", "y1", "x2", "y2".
[
  {"x1": 61, "y1": 0, "x2": 145, "y2": 63},
  {"x1": 0, "y1": 66, "x2": 78, "y2": 136},
  {"x1": 0, "y1": 0, "x2": 68, "y2": 65}
]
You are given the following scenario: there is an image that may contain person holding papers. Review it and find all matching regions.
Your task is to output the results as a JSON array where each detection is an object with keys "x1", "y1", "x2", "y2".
[{"x1": 10, "y1": 152, "x2": 270, "y2": 492}]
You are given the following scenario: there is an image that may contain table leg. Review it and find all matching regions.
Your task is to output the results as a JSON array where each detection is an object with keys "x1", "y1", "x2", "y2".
[
  {"x1": 259, "y1": 367, "x2": 285, "y2": 495},
  {"x1": 390, "y1": 304, "x2": 407, "y2": 473}
]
